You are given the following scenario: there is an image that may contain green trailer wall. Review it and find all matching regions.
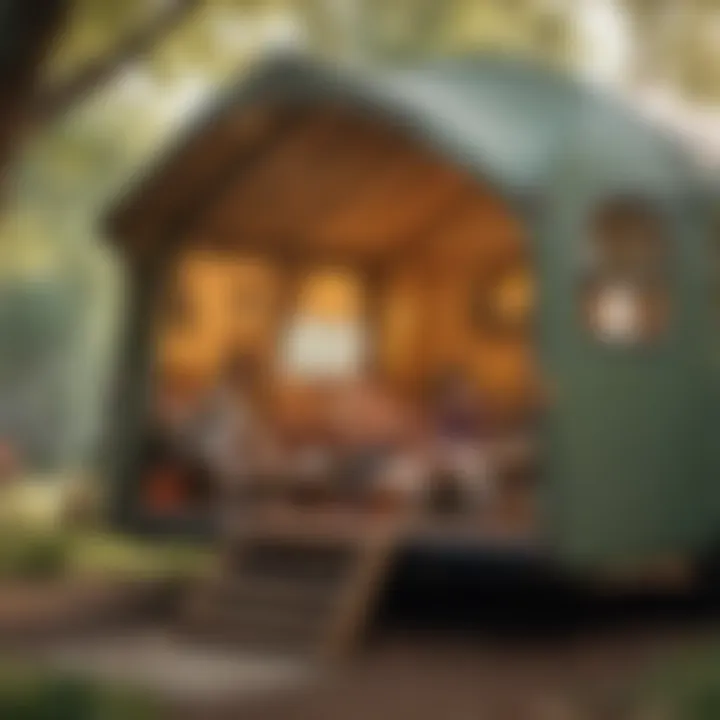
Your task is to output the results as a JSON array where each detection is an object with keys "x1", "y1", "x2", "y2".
[
  {"x1": 104, "y1": 54, "x2": 720, "y2": 569},
  {"x1": 537, "y1": 105, "x2": 716, "y2": 567}
]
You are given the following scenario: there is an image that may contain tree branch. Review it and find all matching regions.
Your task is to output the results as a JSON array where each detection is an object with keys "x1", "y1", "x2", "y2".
[
  {"x1": 0, "y1": 0, "x2": 68, "y2": 172},
  {"x1": 32, "y1": 0, "x2": 201, "y2": 124}
]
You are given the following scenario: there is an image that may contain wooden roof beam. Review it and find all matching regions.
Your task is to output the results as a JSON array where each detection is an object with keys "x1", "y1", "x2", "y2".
[
  {"x1": 161, "y1": 107, "x2": 319, "y2": 260},
  {"x1": 201, "y1": 110, "x2": 421, "y2": 256},
  {"x1": 375, "y1": 184, "x2": 483, "y2": 273},
  {"x1": 121, "y1": 104, "x2": 310, "y2": 262},
  {"x1": 189, "y1": 234, "x2": 377, "y2": 273}
]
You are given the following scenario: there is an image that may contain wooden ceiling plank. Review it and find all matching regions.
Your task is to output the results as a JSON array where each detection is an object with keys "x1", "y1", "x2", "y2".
[
  {"x1": 189, "y1": 233, "x2": 376, "y2": 272},
  {"x1": 313, "y1": 149, "x2": 432, "y2": 243},
  {"x1": 206, "y1": 107, "x2": 354, "y2": 237},
  {"x1": 204, "y1": 112, "x2": 414, "y2": 251},
  {"x1": 378, "y1": 185, "x2": 490, "y2": 271},
  {"x1": 316, "y1": 157, "x2": 469, "y2": 253},
  {"x1": 118, "y1": 105, "x2": 285, "y2": 255},
  {"x1": 278, "y1": 115, "x2": 414, "y2": 240},
  {"x1": 177, "y1": 107, "x2": 520, "y2": 272}
]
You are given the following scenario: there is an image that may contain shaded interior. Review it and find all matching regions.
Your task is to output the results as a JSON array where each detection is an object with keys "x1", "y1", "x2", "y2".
[{"x1": 138, "y1": 103, "x2": 540, "y2": 540}]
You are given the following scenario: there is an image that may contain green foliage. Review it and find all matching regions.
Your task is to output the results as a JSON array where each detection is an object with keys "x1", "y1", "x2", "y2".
[
  {"x1": 0, "y1": 521, "x2": 211, "y2": 581},
  {"x1": 45, "y1": 0, "x2": 181, "y2": 86},
  {"x1": 44, "y1": 0, "x2": 584, "y2": 85},
  {"x1": 0, "y1": 666, "x2": 159, "y2": 720},
  {"x1": 296, "y1": 0, "x2": 576, "y2": 66},
  {"x1": 0, "y1": 279, "x2": 77, "y2": 374},
  {"x1": 67, "y1": 531, "x2": 213, "y2": 580},
  {"x1": 0, "y1": 530, "x2": 70, "y2": 580},
  {"x1": 633, "y1": 645, "x2": 720, "y2": 720},
  {"x1": 624, "y1": 0, "x2": 720, "y2": 102},
  {"x1": 0, "y1": 278, "x2": 81, "y2": 467}
]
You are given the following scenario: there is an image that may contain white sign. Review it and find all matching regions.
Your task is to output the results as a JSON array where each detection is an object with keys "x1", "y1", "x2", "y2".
[
  {"x1": 594, "y1": 283, "x2": 642, "y2": 344},
  {"x1": 281, "y1": 318, "x2": 364, "y2": 378}
]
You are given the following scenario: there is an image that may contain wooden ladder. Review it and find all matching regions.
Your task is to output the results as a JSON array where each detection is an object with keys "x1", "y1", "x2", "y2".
[{"x1": 182, "y1": 509, "x2": 404, "y2": 660}]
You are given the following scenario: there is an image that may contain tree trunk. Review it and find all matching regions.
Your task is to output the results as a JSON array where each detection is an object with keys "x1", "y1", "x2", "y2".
[
  {"x1": 0, "y1": 0, "x2": 199, "y2": 184},
  {"x1": 0, "y1": 0, "x2": 69, "y2": 175},
  {"x1": 33, "y1": 0, "x2": 201, "y2": 124}
]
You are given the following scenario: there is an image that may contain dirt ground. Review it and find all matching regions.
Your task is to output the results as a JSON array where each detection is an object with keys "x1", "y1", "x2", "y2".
[
  {"x1": 15, "y1": 575, "x2": 720, "y2": 719},
  {"x1": 170, "y1": 622, "x2": 716, "y2": 720}
]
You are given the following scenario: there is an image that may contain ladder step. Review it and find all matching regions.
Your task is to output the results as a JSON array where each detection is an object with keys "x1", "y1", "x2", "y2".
[
  {"x1": 183, "y1": 604, "x2": 323, "y2": 655},
  {"x1": 181, "y1": 515, "x2": 405, "y2": 659},
  {"x1": 185, "y1": 625, "x2": 318, "y2": 657},
  {"x1": 188, "y1": 592, "x2": 331, "y2": 631},
  {"x1": 227, "y1": 544, "x2": 358, "y2": 583},
  {"x1": 206, "y1": 576, "x2": 343, "y2": 610}
]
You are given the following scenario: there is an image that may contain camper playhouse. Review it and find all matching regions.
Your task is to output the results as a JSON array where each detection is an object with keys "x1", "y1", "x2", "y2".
[{"x1": 105, "y1": 55, "x2": 719, "y2": 657}]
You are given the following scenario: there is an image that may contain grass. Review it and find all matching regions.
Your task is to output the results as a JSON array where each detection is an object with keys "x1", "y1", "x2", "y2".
[
  {"x1": 0, "y1": 474, "x2": 213, "y2": 582},
  {"x1": 0, "y1": 528, "x2": 71, "y2": 580},
  {"x1": 65, "y1": 531, "x2": 214, "y2": 580},
  {"x1": 0, "y1": 662, "x2": 161, "y2": 719},
  {"x1": 0, "y1": 525, "x2": 214, "y2": 583},
  {"x1": 630, "y1": 644, "x2": 720, "y2": 719}
]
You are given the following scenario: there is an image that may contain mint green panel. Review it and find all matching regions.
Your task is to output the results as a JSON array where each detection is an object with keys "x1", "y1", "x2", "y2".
[
  {"x1": 701, "y1": 187, "x2": 720, "y2": 551},
  {"x1": 538, "y1": 114, "x2": 711, "y2": 567}
]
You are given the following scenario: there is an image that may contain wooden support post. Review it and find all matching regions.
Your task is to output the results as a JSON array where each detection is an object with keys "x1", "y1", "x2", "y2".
[
  {"x1": 363, "y1": 265, "x2": 388, "y2": 380},
  {"x1": 270, "y1": 256, "x2": 305, "y2": 381}
]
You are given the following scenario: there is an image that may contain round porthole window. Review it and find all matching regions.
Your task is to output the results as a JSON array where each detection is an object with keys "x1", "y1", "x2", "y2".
[{"x1": 582, "y1": 199, "x2": 670, "y2": 346}]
